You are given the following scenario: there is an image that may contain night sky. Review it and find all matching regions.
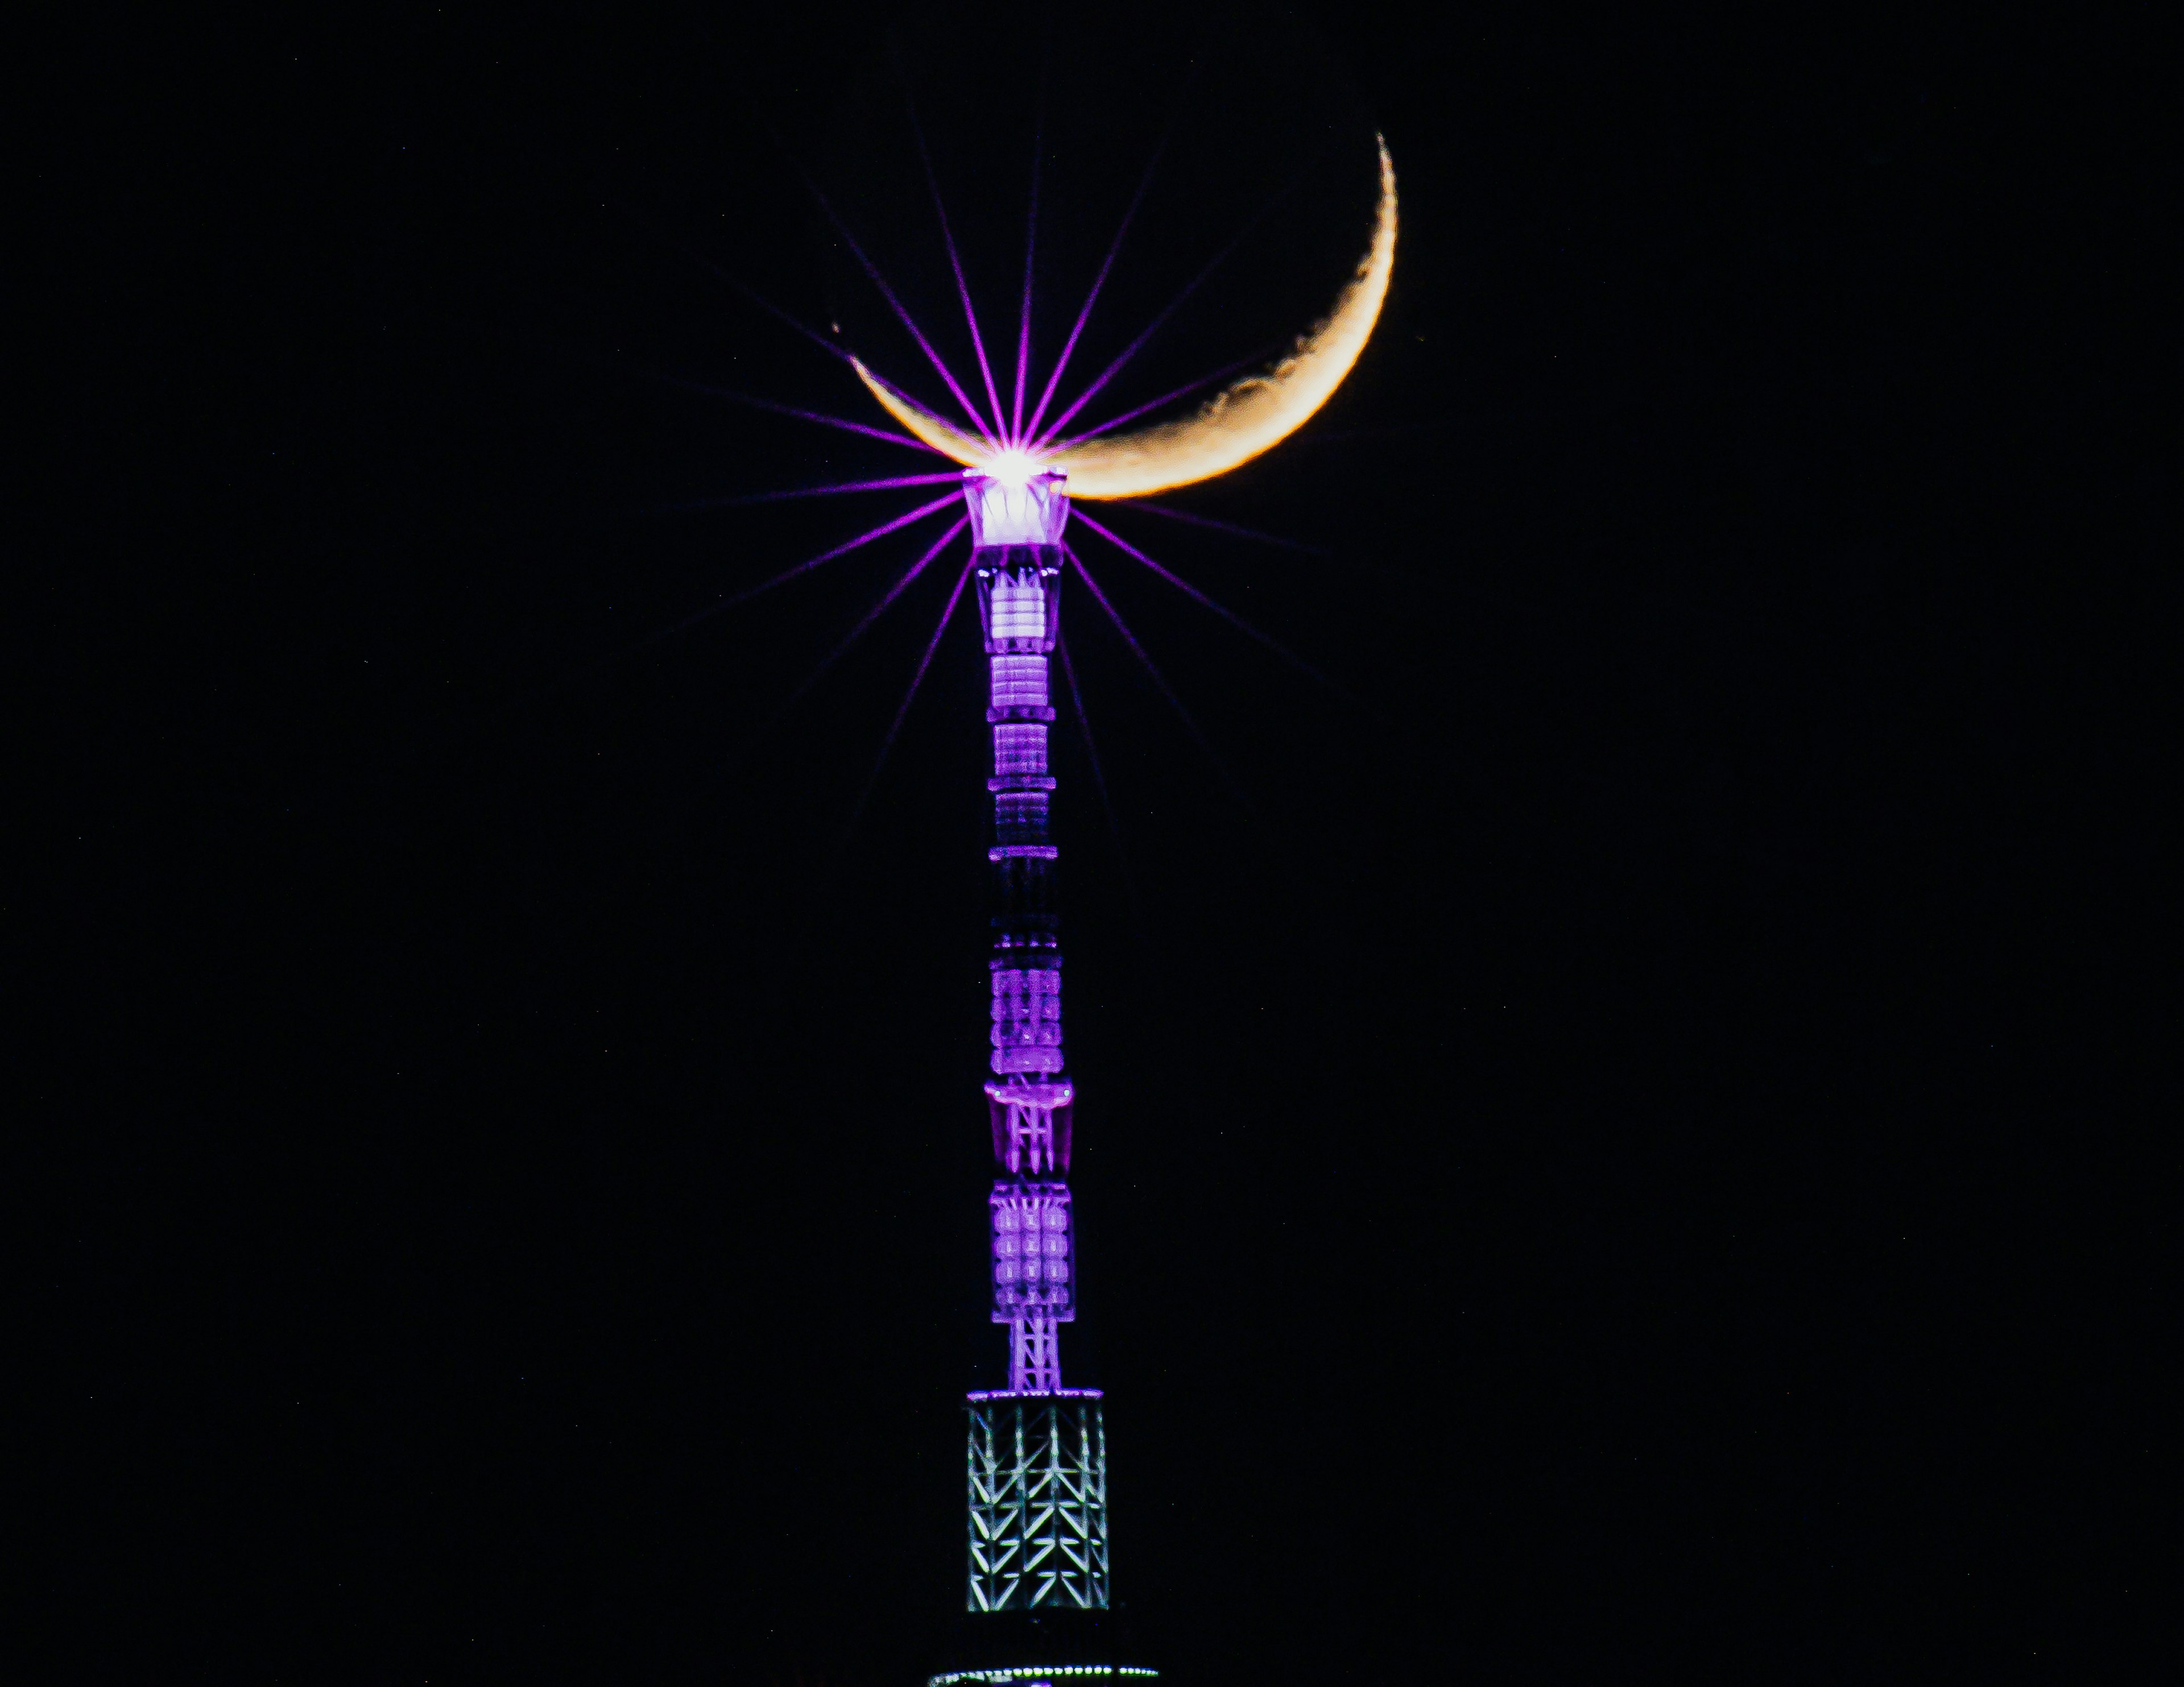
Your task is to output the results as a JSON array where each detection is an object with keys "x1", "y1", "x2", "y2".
[{"x1": 29, "y1": 4, "x2": 2166, "y2": 1682}]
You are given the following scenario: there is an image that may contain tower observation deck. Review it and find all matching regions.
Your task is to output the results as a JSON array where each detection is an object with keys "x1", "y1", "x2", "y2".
[{"x1": 935, "y1": 469, "x2": 1156, "y2": 1687}]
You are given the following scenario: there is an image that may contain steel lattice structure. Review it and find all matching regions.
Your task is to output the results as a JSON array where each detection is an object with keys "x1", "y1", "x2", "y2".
[{"x1": 966, "y1": 1392, "x2": 1109, "y2": 1611}]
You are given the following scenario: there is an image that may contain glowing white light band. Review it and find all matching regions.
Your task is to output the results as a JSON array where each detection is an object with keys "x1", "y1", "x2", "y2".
[{"x1": 928, "y1": 1671, "x2": 1159, "y2": 1686}]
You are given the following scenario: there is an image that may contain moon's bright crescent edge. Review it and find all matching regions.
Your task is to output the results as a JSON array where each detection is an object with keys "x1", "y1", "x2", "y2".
[{"x1": 853, "y1": 138, "x2": 1396, "y2": 501}]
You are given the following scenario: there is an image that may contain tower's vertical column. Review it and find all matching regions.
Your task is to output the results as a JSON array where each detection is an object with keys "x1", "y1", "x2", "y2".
[
  {"x1": 967, "y1": 470, "x2": 1076, "y2": 1393},
  {"x1": 962, "y1": 469, "x2": 1108, "y2": 1616}
]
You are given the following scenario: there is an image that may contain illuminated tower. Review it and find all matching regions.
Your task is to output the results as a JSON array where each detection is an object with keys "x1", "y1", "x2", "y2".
[{"x1": 933, "y1": 468, "x2": 1155, "y2": 1687}]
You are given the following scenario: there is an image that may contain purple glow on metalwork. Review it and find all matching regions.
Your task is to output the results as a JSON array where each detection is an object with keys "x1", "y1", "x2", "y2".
[
  {"x1": 990, "y1": 963, "x2": 1063, "y2": 1075},
  {"x1": 1022, "y1": 142, "x2": 1166, "y2": 444},
  {"x1": 991, "y1": 1180, "x2": 1072, "y2": 1313},
  {"x1": 992, "y1": 722, "x2": 1047, "y2": 777},
  {"x1": 1073, "y1": 511, "x2": 1337, "y2": 697},
  {"x1": 845, "y1": 554, "x2": 976, "y2": 832},
  {"x1": 990, "y1": 790, "x2": 1053, "y2": 857},
  {"x1": 1007, "y1": 1314, "x2": 1064, "y2": 1393},
  {"x1": 991, "y1": 1098, "x2": 1048, "y2": 1170},
  {"x1": 1012, "y1": 132, "x2": 1042, "y2": 444},
  {"x1": 965, "y1": 470, "x2": 1070, "y2": 548},
  {"x1": 807, "y1": 181, "x2": 998, "y2": 445},
  {"x1": 910, "y1": 113, "x2": 1008, "y2": 440},
  {"x1": 665, "y1": 470, "x2": 967, "y2": 512},
  {"x1": 986, "y1": 1080, "x2": 1074, "y2": 1108},
  {"x1": 986, "y1": 1080, "x2": 1073, "y2": 1173},
  {"x1": 1112, "y1": 499, "x2": 1329, "y2": 556},
  {"x1": 1067, "y1": 548, "x2": 1236, "y2": 794},
  {"x1": 1044, "y1": 347, "x2": 1271, "y2": 452},
  {"x1": 988, "y1": 653, "x2": 1049, "y2": 712}
]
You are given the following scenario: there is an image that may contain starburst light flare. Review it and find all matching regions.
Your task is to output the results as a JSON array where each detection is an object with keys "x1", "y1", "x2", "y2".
[
  {"x1": 851, "y1": 138, "x2": 1396, "y2": 498},
  {"x1": 631, "y1": 117, "x2": 1396, "y2": 1687}
]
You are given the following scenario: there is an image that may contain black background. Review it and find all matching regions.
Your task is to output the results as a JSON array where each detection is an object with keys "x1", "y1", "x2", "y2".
[{"x1": 26, "y1": 3, "x2": 2169, "y2": 1682}]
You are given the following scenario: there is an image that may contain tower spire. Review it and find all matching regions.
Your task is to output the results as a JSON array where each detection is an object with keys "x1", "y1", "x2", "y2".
[
  {"x1": 939, "y1": 467, "x2": 1150, "y2": 1681},
  {"x1": 971, "y1": 468, "x2": 1078, "y2": 1399}
]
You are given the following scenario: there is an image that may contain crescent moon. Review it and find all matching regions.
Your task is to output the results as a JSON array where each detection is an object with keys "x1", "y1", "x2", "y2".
[{"x1": 854, "y1": 138, "x2": 1396, "y2": 500}]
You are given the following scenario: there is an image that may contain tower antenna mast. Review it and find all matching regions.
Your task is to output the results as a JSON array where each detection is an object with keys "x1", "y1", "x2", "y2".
[{"x1": 934, "y1": 467, "x2": 1155, "y2": 1687}]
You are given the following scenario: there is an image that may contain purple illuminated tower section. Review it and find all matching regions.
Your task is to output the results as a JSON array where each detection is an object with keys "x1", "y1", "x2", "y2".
[
  {"x1": 971, "y1": 469, "x2": 1078, "y2": 1398},
  {"x1": 934, "y1": 470, "x2": 1151, "y2": 1685}
]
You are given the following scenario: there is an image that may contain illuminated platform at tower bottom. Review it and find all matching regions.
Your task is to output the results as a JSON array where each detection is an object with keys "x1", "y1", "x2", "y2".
[{"x1": 928, "y1": 1669, "x2": 1161, "y2": 1687}]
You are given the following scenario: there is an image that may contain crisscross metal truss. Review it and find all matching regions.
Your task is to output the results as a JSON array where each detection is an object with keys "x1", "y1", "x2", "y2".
[{"x1": 966, "y1": 1396, "x2": 1109, "y2": 1611}]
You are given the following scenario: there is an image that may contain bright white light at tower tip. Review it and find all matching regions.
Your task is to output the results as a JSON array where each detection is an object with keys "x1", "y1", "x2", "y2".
[
  {"x1": 979, "y1": 449, "x2": 1045, "y2": 487},
  {"x1": 962, "y1": 462, "x2": 1070, "y2": 548}
]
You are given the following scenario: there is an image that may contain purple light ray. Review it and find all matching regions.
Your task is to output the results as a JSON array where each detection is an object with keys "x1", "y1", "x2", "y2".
[
  {"x1": 660, "y1": 471, "x2": 966, "y2": 512},
  {"x1": 909, "y1": 110, "x2": 1007, "y2": 440},
  {"x1": 1127, "y1": 495, "x2": 1438, "y2": 588},
  {"x1": 1033, "y1": 157, "x2": 1310, "y2": 452},
  {"x1": 777, "y1": 514, "x2": 970, "y2": 714},
  {"x1": 646, "y1": 202, "x2": 974, "y2": 451},
  {"x1": 1056, "y1": 633, "x2": 1116, "y2": 838},
  {"x1": 1066, "y1": 547, "x2": 1244, "y2": 804},
  {"x1": 844, "y1": 553, "x2": 977, "y2": 838},
  {"x1": 616, "y1": 203, "x2": 861, "y2": 372},
  {"x1": 1072, "y1": 511, "x2": 1345, "y2": 698},
  {"x1": 1021, "y1": 138, "x2": 1168, "y2": 443},
  {"x1": 1057, "y1": 631, "x2": 1144, "y2": 940},
  {"x1": 660, "y1": 492, "x2": 959, "y2": 641},
  {"x1": 1012, "y1": 129, "x2": 1043, "y2": 445},
  {"x1": 1045, "y1": 347, "x2": 1272, "y2": 451},
  {"x1": 695, "y1": 517, "x2": 972, "y2": 789},
  {"x1": 806, "y1": 182, "x2": 996, "y2": 446},
  {"x1": 1103, "y1": 499, "x2": 1330, "y2": 556},
  {"x1": 648, "y1": 375, "x2": 938, "y2": 452},
  {"x1": 1032, "y1": 219, "x2": 1268, "y2": 453},
  {"x1": 721, "y1": 279, "x2": 854, "y2": 367}
]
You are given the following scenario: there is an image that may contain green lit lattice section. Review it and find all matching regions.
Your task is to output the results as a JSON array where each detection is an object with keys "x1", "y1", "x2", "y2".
[{"x1": 966, "y1": 1395, "x2": 1109, "y2": 1610}]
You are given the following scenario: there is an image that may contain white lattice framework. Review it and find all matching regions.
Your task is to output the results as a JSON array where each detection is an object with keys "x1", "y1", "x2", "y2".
[{"x1": 966, "y1": 1394, "x2": 1110, "y2": 1612}]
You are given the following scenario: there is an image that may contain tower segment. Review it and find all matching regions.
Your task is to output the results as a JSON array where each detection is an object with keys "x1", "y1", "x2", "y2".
[
  {"x1": 938, "y1": 469, "x2": 1153, "y2": 1684},
  {"x1": 971, "y1": 469, "x2": 1077, "y2": 1401}
]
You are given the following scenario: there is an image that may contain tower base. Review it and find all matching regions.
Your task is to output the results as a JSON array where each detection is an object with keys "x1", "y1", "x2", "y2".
[
  {"x1": 932, "y1": 1607, "x2": 1156, "y2": 1687},
  {"x1": 928, "y1": 1670, "x2": 1158, "y2": 1687}
]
